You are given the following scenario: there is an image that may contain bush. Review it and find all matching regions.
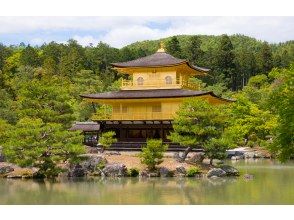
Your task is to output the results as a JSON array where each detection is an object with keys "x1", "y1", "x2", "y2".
[
  {"x1": 128, "y1": 168, "x2": 139, "y2": 177},
  {"x1": 186, "y1": 167, "x2": 200, "y2": 177},
  {"x1": 139, "y1": 139, "x2": 168, "y2": 171},
  {"x1": 99, "y1": 131, "x2": 117, "y2": 152},
  {"x1": 96, "y1": 160, "x2": 106, "y2": 170}
]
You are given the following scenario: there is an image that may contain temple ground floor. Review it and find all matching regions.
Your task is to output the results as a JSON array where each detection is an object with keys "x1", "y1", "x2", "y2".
[{"x1": 95, "y1": 120, "x2": 200, "y2": 151}]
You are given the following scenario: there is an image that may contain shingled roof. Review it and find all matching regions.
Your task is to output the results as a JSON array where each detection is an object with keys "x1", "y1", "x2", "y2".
[
  {"x1": 69, "y1": 122, "x2": 100, "y2": 132},
  {"x1": 81, "y1": 89, "x2": 232, "y2": 102},
  {"x1": 111, "y1": 51, "x2": 209, "y2": 72}
]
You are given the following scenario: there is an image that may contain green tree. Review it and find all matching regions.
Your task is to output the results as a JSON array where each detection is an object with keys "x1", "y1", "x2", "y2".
[
  {"x1": 1, "y1": 118, "x2": 85, "y2": 178},
  {"x1": 0, "y1": 44, "x2": 12, "y2": 71},
  {"x1": 166, "y1": 36, "x2": 182, "y2": 58},
  {"x1": 139, "y1": 139, "x2": 168, "y2": 170},
  {"x1": 0, "y1": 89, "x2": 18, "y2": 124},
  {"x1": 19, "y1": 45, "x2": 41, "y2": 67},
  {"x1": 59, "y1": 39, "x2": 85, "y2": 77},
  {"x1": 12, "y1": 70, "x2": 75, "y2": 128},
  {"x1": 99, "y1": 131, "x2": 117, "y2": 152},
  {"x1": 267, "y1": 65, "x2": 294, "y2": 161},
  {"x1": 169, "y1": 98, "x2": 231, "y2": 163},
  {"x1": 186, "y1": 36, "x2": 203, "y2": 65},
  {"x1": 259, "y1": 42, "x2": 274, "y2": 74},
  {"x1": 120, "y1": 47, "x2": 135, "y2": 62},
  {"x1": 216, "y1": 35, "x2": 237, "y2": 91},
  {"x1": 226, "y1": 95, "x2": 277, "y2": 148},
  {"x1": 0, "y1": 119, "x2": 13, "y2": 143}
]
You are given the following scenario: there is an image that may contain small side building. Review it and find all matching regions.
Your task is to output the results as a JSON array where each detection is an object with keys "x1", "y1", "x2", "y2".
[{"x1": 69, "y1": 122, "x2": 100, "y2": 147}]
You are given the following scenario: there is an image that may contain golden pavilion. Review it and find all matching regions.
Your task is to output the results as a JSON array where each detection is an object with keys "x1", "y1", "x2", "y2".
[{"x1": 81, "y1": 44, "x2": 231, "y2": 149}]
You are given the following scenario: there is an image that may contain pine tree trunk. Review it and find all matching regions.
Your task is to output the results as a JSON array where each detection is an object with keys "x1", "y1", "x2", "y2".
[
  {"x1": 210, "y1": 158, "x2": 213, "y2": 165},
  {"x1": 180, "y1": 146, "x2": 193, "y2": 162}
]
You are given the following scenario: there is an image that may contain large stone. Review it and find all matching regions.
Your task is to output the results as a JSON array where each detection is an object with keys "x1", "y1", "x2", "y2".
[
  {"x1": 219, "y1": 165, "x2": 239, "y2": 176},
  {"x1": 0, "y1": 166, "x2": 14, "y2": 175},
  {"x1": 189, "y1": 152, "x2": 205, "y2": 164},
  {"x1": 80, "y1": 155, "x2": 108, "y2": 173},
  {"x1": 0, "y1": 147, "x2": 5, "y2": 162},
  {"x1": 244, "y1": 152, "x2": 255, "y2": 159},
  {"x1": 148, "y1": 171, "x2": 160, "y2": 177},
  {"x1": 139, "y1": 170, "x2": 149, "y2": 178},
  {"x1": 68, "y1": 164, "x2": 86, "y2": 177},
  {"x1": 102, "y1": 163, "x2": 128, "y2": 177},
  {"x1": 159, "y1": 167, "x2": 173, "y2": 177},
  {"x1": 175, "y1": 166, "x2": 186, "y2": 176},
  {"x1": 212, "y1": 159, "x2": 224, "y2": 166},
  {"x1": 231, "y1": 156, "x2": 240, "y2": 160},
  {"x1": 6, "y1": 168, "x2": 35, "y2": 178},
  {"x1": 173, "y1": 152, "x2": 182, "y2": 162},
  {"x1": 207, "y1": 168, "x2": 226, "y2": 178}
]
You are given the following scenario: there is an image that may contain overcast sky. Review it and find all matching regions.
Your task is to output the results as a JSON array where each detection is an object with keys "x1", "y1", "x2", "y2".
[{"x1": 0, "y1": 17, "x2": 293, "y2": 48}]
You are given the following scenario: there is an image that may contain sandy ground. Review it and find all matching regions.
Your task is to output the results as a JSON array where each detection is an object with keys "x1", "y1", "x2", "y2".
[{"x1": 104, "y1": 151, "x2": 196, "y2": 170}]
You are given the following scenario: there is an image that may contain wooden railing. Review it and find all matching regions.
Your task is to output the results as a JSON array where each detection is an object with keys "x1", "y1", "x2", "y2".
[
  {"x1": 121, "y1": 78, "x2": 200, "y2": 90},
  {"x1": 92, "y1": 112, "x2": 175, "y2": 121}
]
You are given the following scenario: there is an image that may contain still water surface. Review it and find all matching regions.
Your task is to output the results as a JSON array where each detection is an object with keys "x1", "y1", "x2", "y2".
[{"x1": 1, "y1": 160, "x2": 294, "y2": 204}]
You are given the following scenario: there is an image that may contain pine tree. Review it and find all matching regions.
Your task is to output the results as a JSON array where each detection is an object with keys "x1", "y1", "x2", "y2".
[
  {"x1": 186, "y1": 36, "x2": 203, "y2": 65},
  {"x1": 216, "y1": 35, "x2": 237, "y2": 91},
  {"x1": 169, "y1": 98, "x2": 231, "y2": 163},
  {"x1": 259, "y1": 42, "x2": 274, "y2": 74},
  {"x1": 166, "y1": 36, "x2": 182, "y2": 58},
  {"x1": 19, "y1": 45, "x2": 41, "y2": 67},
  {"x1": 2, "y1": 118, "x2": 85, "y2": 178}
]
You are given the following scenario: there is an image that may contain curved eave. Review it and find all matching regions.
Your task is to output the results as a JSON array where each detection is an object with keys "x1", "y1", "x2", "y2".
[
  {"x1": 80, "y1": 91, "x2": 233, "y2": 104},
  {"x1": 112, "y1": 61, "x2": 209, "y2": 76}
]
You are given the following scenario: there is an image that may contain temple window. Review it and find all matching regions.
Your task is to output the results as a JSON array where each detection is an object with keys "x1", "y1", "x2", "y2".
[
  {"x1": 152, "y1": 104, "x2": 161, "y2": 112},
  {"x1": 112, "y1": 105, "x2": 120, "y2": 113},
  {"x1": 137, "y1": 77, "x2": 144, "y2": 85},
  {"x1": 165, "y1": 76, "x2": 172, "y2": 84},
  {"x1": 122, "y1": 105, "x2": 128, "y2": 113}
]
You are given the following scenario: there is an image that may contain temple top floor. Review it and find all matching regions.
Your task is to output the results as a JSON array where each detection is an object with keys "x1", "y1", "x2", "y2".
[{"x1": 111, "y1": 45, "x2": 209, "y2": 90}]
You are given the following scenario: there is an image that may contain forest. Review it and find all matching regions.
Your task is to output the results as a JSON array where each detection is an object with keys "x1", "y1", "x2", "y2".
[{"x1": 0, "y1": 34, "x2": 293, "y2": 177}]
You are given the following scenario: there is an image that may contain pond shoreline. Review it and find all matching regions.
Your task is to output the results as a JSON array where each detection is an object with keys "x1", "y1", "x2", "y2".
[
  {"x1": 0, "y1": 146, "x2": 272, "y2": 179},
  {"x1": 0, "y1": 150, "x2": 265, "y2": 179}
]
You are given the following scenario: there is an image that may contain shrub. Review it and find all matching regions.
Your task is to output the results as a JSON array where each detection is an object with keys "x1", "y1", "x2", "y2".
[
  {"x1": 99, "y1": 131, "x2": 117, "y2": 152},
  {"x1": 139, "y1": 139, "x2": 168, "y2": 171},
  {"x1": 96, "y1": 160, "x2": 106, "y2": 170},
  {"x1": 186, "y1": 167, "x2": 200, "y2": 177},
  {"x1": 128, "y1": 168, "x2": 139, "y2": 177}
]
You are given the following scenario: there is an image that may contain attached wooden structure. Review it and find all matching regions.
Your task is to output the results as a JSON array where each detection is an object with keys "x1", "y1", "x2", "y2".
[{"x1": 69, "y1": 122, "x2": 100, "y2": 147}]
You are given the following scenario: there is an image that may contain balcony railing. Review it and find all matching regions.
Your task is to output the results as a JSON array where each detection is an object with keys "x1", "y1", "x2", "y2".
[
  {"x1": 121, "y1": 78, "x2": 200, "y2": 90},
  {"x1": 92, "y1": 112, "x2": 175, "y2": 121}
]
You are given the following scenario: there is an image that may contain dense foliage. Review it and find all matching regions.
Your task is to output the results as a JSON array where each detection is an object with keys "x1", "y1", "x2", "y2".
[
  {"x1": 0, "y1": 33, "x2": 293, "y2": 168},
  {"x1": 1, "y1": 118, "x2": 85, "y2": 178},
  {"x1": 169, "y1": 98, "x2": 232, "y2": 163}
]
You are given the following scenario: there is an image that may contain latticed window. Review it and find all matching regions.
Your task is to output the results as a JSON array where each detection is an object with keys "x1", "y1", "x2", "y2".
[
  {"x1": 137, "y1": 77, "x2": 144, "y2": 85},
  {"x1": 112, "y1": 105, "x2": 120, "y2": 113},
  {"x1": 165, "y1": 76, "x2": 172, "y2": 84},
  {"x1": 122, "y1": 105, "x2": 128, "y2": 113},
  {"x1": 152, "y1": 104, "x2": 161, "y2": 112}
]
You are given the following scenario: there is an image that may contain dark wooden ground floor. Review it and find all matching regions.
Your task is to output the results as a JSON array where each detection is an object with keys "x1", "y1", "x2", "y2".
[
  {"x1": 92, "y1": 120, "x2": 201, "y2": 152},
  {"x1": 101, "y1": 120, "x2": 173, "y2": 142}
]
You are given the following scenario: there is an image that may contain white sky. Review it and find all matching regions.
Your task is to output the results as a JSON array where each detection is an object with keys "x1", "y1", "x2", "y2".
[{"x1": 0, "y1": 0, "x2": 293, "y2": 49}]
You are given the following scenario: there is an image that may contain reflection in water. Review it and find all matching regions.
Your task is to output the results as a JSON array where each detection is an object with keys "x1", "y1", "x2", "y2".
[{"x1": 1, "y1": 160, "x2": 294, "y2": 205}]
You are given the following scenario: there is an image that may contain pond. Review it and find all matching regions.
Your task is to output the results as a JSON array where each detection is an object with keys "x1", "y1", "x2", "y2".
[{"x1": 1, "y1": 159, "x2": 294, "y2": 205}]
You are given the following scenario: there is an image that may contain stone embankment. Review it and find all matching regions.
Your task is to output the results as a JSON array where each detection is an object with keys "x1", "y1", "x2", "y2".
[
  {"x1": 1, "y1": 152, "x2": 242, "y2": 179},
  {"x1": 227, "y1": 147, "x2": 272, "y2": 160}
]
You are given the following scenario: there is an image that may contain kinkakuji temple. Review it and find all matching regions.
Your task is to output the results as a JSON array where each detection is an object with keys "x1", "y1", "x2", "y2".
[{"x1": 81, "y1": 43, "x2": 232, "y2": 150}]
